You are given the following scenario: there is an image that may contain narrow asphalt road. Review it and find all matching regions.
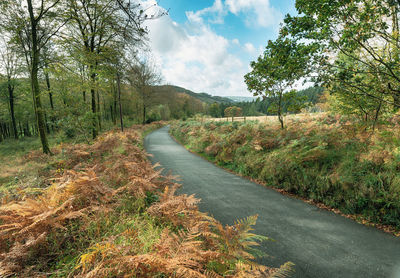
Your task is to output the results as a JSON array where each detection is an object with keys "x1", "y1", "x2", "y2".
[{"x1": 145, "y1": 126, "x2": 400, "y2": 278}]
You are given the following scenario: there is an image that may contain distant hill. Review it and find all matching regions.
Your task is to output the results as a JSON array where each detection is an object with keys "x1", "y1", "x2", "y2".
[
  {"x1": 157, "y1": 85, "x2": 233, "y2": 104},
  {"x1": 147, "y1": 85, "x2": 236, "y2": 120},
  {"x1": 227, "y1": 96, "x2": 258, "y2": 102}
]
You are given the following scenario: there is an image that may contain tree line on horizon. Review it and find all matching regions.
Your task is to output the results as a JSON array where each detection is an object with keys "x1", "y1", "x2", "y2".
[{"x1": 207, "y1": 86, "x2": 324, "y2": 119}]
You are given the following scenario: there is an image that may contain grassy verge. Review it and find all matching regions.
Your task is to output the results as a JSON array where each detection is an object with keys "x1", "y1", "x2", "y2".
[
  {"x1": 0, "y1": 122, "x2": 292, "y2": 277},
  {"x1": 170, "y1": 115, "x2": 400, "y2": 235}
]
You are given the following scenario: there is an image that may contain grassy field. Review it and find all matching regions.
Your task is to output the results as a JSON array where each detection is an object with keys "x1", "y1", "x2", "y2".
[
  {"x1": 206, "y1": 113, "x2": 326, "y2": 123},
  {"x1": 171, "y1": 114, "x2": 400, "y2": 234}
]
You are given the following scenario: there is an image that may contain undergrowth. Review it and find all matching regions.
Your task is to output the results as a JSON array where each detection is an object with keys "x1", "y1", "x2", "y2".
[
  {"x1": 0, "y1": 122, "x2": 292, "y2": 277},
  {"x1": 170, "y1": 114, "x2": 400, "y2": 232}
]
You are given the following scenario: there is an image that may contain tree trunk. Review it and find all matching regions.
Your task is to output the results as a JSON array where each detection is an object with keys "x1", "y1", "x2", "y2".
[
  {"x1": 90, "y1": 69, "x2": 98, "y2": 139},
  {"x1": 25, "y1": 122, "x2": 32, "y2": 137},
  {"x1": 8, "y1": 80, "x2": 18, "y2": 139},
  {"x1": 278, "y1": 92, "x2": 284, "y2": 129},
  {"x1": 83, "y1": 91, "x2": 86, "y2": 102},
  {"x1": 110, "y1": 105, "x2": 114, "y2": 123},
  {"x1": 44, "y1": 112, "x2": 50, "y2": 134},
  {"x1": 97, "y1": 90, "x2": 102, "y2": 131},
  {"x1": 392, "y1": 6, "x2": 400, "y2": 110},
  {"x1": 117, "y1": 73, "x2": 124, "y2": 131},
  {"x1": 19, "y1": 121, "x2": 23, "y2": 137},
  {"x1": 0, "y1": 123, "x2": 3, "y2": 142},
  {"x1": 45, "y1": 72, "x2": 54, "y2": 110},
  {"x1": 91, "y1": 88, "x2": 97, "y2": 139},
  {"x1": 113, "y1": 84, "x2": 117, "y2": 125},
  {"x1": 373, "y1": 96, "x2": 384, "y2": 132},
  {"x1": 102, "y1": 96, "x2": 107, "y2": 121},
  {"x1": 143, "y1": 104, "x2": 146, "y2": 125},
  {"x1": 27, "y1": 0, "x2": 50, "y2": 154}
]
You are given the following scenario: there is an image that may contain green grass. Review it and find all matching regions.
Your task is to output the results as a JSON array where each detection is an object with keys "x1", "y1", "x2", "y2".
[
  {"x1": 0, "y1": 136, "x2": 46, "y2": 157},
  {"x1": 48, "y1": 197, "x2": 164, "y2": 277}
]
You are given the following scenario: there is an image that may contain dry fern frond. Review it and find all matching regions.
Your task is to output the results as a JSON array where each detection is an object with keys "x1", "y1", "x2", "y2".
[
  {"x1": 0, "y1": 126, "x2": 287, "y2": 278},
  {"x1": 269, "y1": 262, "x2": 295, "y2": 278},
  {"x1": 147, "y1": 185, "x2": 204, "y2": 228}
]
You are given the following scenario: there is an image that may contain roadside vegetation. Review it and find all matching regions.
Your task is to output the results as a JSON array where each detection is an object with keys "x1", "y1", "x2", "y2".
[
  {"x1": 0, "y1": 123, "x2": 293, "y2": 277},
  {"x1": 171, "y1": 114, "x2": 400, "y2": 233}
]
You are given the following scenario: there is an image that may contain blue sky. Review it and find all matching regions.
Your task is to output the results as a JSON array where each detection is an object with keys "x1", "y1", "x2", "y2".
[{"x1": 145, "y1": 0, "x2": 296, "y2": 97}]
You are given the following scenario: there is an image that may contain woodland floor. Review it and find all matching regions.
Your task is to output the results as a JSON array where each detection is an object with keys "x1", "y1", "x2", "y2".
[{"x1": 145, "y1": 126, "x2": 400, "y2": 278}]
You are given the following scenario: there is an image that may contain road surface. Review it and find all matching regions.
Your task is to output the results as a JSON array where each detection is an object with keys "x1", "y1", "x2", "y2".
[{"x1": 145, "y1": 126, "x2": 400, "y2": 278}]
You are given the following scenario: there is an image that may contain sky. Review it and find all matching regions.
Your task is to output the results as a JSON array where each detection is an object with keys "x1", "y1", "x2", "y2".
[{"x1": 143, "y1": 0, "x2": 297, "y2": 97}]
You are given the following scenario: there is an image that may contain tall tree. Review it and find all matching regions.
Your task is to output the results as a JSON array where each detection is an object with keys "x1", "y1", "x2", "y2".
[
  {"x1": 245, "y1": 35, "x2": 311, "y2": 129},
  {"x1": 283, "y1": 0, "x2": 400, "y2": 110},
  {"x1": 0, "y1": 40, "x2": 21, "y2": 139},
  {"x1": 65, "y1": 0, "x2": 155, "y2": 138},
  {"x1": 128, "y1": 59, "x2": 161, "y2": 125},
  {"x1": 0, "y1": 0, "x2": 66, "y2": 153}
]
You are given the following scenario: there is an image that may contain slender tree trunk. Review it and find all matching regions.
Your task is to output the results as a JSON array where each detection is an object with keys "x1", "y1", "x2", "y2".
[
  {"x1": 25, "y1": 122, "x2": 31, "y2": 137},
  {"x1": 97, "y1": 90, "x2": 102, "y2": 131},
  {"x1": 44, "y1": 112, "x2": 50, "y2": 134},
  {"x1": 113, "y1": 84, "x2": 117, "y2": 125},
  {"x1": 83, "y1": 91, "x2": 86, "y2": 102},
  {"x1": 117, "y1": 73, "x2": 124, "y2": 131},
  {"x1": 0, "y1": 123, "x2": 3, "y2": 142},
  {"x1": 44, "y1": 72, "x2": 56, "y2": 132},
  {"x1": 102, "y1": 96, "x2": 107, "y2": 121},
  {"x1": 27, "y1": 0, "x2": 50, "y2": 154},
  {"x1": 392, "y1": 6, "x2": 400, "y2": 110},
  {"x1": 45, "y1": 72, "x2": 54, "y2": 110},
  {"x1": 143, "y1": 105, "x2": 146, "y2": 125},
  {"x1": 110, "y1": 105, "x2": 114, "y2": 123},
  {"x1": 2, "y1": 123, "x2": 7, "y2": 138},
  {"x1": 278, "y1": 92, "x2": 284, "y2": 129},
  {"x1": 90, "y1": 69, "x2": 98, "y2": 139},
  {"x1": 91, "y1": 88, "x2": 97, "y2": 139},
  {"x1": 373, "y1": 96, "x2": 384, "y2": 132},
  {"x1": 8, "y1": 80, "x2": 18, "y2": 139},
  {"x1": 2, "y1": 123, "x2": 8, "y2": 138},
  {"x1": 18, "y1": 121, "x2": 23, "y2": 137}
]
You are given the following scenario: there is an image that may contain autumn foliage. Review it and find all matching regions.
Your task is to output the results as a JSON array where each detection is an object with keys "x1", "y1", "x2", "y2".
[{"x1": 0, "y1": 123, "x2": 292, "y2": 277}]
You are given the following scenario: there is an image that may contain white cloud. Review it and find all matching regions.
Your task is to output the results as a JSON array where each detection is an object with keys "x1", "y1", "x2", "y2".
[
  {"x1": 244, "y1": 43, "x2": 256, "y2": 54},
  {"x1": 225, "y1": 0, "x2": 282, "y2": 27},
  {"x1": 186, "y1": 0, "x2": 282, "y2": 28},
  {"x1": 145, "y1": 15, "x2": 249, "y2": 96},
  {"x1": 141, "y1": 0, "x2": 284, "y2": 97},
  {"x1": 186, "y1": 0, "x2": 226, "y2": 24}
]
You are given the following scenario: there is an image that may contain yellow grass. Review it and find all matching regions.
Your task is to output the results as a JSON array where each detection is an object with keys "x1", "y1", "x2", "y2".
[{"x1": 207, "y1": 112, "x2": 327, "y2": 124}]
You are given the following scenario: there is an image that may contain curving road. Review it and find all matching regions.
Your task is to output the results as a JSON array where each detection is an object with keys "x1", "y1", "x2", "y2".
[{"x1": 145, "y1": 126, "x2": 400, "y2": 278}]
